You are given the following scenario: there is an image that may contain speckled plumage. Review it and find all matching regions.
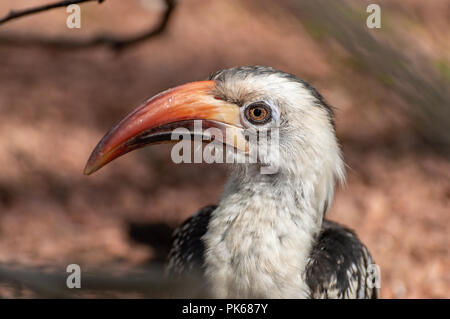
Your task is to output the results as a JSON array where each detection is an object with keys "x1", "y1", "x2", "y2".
[
  {"x1": 167, "y1": 206, "x2": 378, "y2": 299},
  {"x1": 167, "y1": 205, "x2": 216, "y2": 276},
  {"x1": 166, "y1": 66, "x2": 379, "y2": 298},
  {"x1": 305, "y1": 220, "x2": 378, "y2": 299}
]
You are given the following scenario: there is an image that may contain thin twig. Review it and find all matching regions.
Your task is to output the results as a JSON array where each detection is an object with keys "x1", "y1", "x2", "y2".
[
  {"x1": 0, "y1": 0, "x2": 175, "y2": 51},
  {"x1": 0, "y1": 0, "x2": 103, "y2": 25}
]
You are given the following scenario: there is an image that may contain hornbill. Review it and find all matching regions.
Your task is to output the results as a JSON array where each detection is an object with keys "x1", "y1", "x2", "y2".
[{"x1": 84, "y1": 66, "x2": 379, "y2": 298}]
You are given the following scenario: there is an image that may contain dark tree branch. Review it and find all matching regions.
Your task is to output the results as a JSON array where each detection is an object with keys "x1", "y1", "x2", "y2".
[
  {"x1": 0, "y1": 0, "x2": 176, "y2": 51},
  {"x1": 0, "y1": 0, "x2": 103, "y2": 25}
]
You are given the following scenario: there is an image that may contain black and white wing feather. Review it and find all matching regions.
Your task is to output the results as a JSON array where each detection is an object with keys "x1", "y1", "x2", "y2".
[
  {"x1": 305, "y1": 220, "x2": 379, "y2": 299},
  {"x1": 167, "y1": 208, "x2": 378, "y2": 299},
  {"x1": 167, "y1": 205, "x2": 215, "y2": 276}
]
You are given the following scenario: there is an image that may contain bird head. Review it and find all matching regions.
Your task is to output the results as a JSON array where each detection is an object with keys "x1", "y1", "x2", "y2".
[{"x1": 84, "y1": 66, "x2": 344, "y2": 196}]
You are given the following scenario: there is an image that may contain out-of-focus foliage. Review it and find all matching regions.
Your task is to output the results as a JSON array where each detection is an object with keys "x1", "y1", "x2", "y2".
[{"x1": 285, "y1": 0, "x2": 450, "y2": 154}]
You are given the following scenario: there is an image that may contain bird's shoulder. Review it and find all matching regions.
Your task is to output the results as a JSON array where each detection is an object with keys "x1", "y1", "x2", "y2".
[
  {"x1": 305, "y1": 219, "x2": 379, "y2": 299},
  {"x1": 167, "y1": 205, "x2": 216, "y2": 276}
]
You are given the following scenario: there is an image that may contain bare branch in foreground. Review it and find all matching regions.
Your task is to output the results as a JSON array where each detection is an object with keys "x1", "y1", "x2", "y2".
[
  {"x1": 0, "y1": 0, "x2": 103, "y2": 25},
  {"x1": 0, "y1": 263, "x2": 206, "y2": 298},
  {"x1": 0, "y1": 0, "x2": 176, "y2": 51}
]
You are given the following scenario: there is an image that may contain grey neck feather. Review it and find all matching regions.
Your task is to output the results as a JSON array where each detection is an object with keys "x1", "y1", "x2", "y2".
[{"x1": 202, "y1": 164, "x2": 327, "y2": 298}]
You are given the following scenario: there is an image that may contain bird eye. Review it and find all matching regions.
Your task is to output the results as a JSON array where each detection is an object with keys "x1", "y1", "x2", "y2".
[{"x1": 244, "y1": 102, "x2": 272, "y2": 125}]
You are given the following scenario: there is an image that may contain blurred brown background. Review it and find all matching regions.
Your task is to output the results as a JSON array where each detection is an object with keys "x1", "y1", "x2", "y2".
[{"x1": 0, "y1": 0, "x2": 448, "y2": 298}]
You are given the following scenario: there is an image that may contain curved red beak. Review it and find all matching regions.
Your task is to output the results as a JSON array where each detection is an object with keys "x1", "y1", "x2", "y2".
[{"x1": 84, "y1": 80, "x2": 247, "y2": 175}]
